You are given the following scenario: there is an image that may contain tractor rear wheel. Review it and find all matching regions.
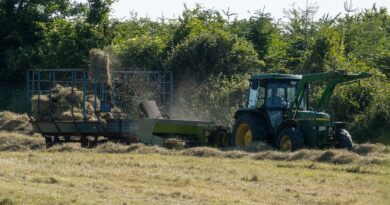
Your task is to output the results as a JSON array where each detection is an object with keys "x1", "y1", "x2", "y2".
[
  {"x1": 335, "y1": 129, "x2": 353, "y2": 150},
  {"x1": 231, "y1": 115, "x2": 268, "y2": 147},
  {"x1": 277, "y1": 127, "x2": 304, "y2": 151}
]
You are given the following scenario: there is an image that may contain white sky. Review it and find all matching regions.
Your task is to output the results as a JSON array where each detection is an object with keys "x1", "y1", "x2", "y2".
[{"x1": 108, "y1": 0, "x2": 390, "y2": 20}]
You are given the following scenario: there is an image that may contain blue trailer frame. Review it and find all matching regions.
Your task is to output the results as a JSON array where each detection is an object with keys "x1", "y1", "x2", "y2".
[{"x1": 26, "y1": 69, "x2": 175, "y2": 147}]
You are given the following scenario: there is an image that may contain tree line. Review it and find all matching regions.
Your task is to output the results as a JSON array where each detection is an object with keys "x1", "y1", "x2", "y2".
[{"x1": 0, "y1": 0, "x2": 389, "y2": 142}]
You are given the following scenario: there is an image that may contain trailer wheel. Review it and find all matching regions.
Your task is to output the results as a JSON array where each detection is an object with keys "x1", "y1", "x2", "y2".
[
  {"x1": 277, "y1": 127, "x2": 304, "y2": 151},
  {"x1": 45, "y1": 137, "x2": 53, "y2": 148},
  {"x1": 335, "y1": 129, "x2": 353, "y2": 150},
  {"x1": 80, "y1": 136, "x2": 88, "y2": 148},
  {"x1": 232, "y1": 115, "x2": 268, "y2": 147}
]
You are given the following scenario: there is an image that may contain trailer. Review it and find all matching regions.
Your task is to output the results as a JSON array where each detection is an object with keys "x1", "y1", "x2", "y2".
[{"x1": 27, "y1": 69, "x2": 229, "y2": 148}]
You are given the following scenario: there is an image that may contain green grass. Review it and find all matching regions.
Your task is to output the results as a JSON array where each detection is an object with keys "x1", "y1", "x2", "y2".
[
  {"x1": 0, "y1": 151, "x2": 389, "y2": 205},
  {"x1": 0, "y1": 131, "x2": 389, "y2": 204}
]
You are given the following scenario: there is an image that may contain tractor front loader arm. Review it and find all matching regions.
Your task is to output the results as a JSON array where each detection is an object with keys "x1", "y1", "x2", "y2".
[{"x1": 292, "y1": 70, "x2": 371, "y2": 113}]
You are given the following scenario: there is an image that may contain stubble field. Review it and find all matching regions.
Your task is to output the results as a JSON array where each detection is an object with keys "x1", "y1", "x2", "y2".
[{"x1": 0, "y1": 132, "x2": 389, "y2": 205}]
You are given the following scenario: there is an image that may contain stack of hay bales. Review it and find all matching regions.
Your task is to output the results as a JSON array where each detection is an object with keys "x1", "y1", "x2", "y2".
[
  {"x1": 30, "y1": 85, "x2": 124, "y2": 121},
  {"x1": 31, "y1": 84, "x2": 98, "y2": 121},
  {"x1": 0, "y1": 111, "x2": 34, "y2": 135},
  {"x1": 30, "y1": 49, "x2": 124, "y2": 122}
]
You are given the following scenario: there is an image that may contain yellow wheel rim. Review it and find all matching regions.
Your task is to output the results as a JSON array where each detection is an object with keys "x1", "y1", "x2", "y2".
[
  {"x1": 236, "y1": 123, "x2": 252, "y2": 146},
  {"x1": 280, "y1": 135, "x2": 292, "y2": 151}
]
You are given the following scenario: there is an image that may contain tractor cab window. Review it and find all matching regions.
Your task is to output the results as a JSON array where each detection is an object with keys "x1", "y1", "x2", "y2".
[
  {"x1": 247, "y1": 80, "x2": 265, "y2": 108},
  {"x1": 266, "y1": 81, "x2": 304, "y2": 109},
  {"x1": 266, "y1": 83, "x2": 286, "y2": 108}
]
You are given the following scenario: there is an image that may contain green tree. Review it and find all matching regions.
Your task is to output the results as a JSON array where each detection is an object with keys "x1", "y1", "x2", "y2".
[
  {"x1": 284, "y1": 3, "x2": 318, "y2": 72},
  {"x1": 0, "y1": 0, "x2": 84, "y2": 83},
  {"x1": 303, "y1": 26, "x2": 345, "y2": 73},
  {"x1": 114, "y1": 36, "x2": 167, "y2": 70},
  {"x1": 167, "y1": 30, "x2": 263, "y2": 83}
]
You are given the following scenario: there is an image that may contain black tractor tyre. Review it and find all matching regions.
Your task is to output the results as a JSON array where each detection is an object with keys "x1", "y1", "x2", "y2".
[
  {"x1": 80, "y1": 136, "x2": 88, "y2": 148},
  {"x1": 212, "y1": 126, "x2": 231, "y2": 147},
  {"x1": 231, "y1": 115, "x2": 268, "y2": 147},
  {"x1": 335, "y1": 129, "x2": 353, "y2": 150},
  {"x1": 276, "y1": 127, "x2": 304, "y2": 151},
  {"x1": 45, "y1": 137, "x2": 53, "y2": 148}
]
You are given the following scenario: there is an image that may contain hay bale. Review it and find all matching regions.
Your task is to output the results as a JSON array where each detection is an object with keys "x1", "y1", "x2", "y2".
[
  {"x1": 31, "y1": 95, "x2": 51, "y2": 119},
  {"x1": 181, "y1": 147, "x2": 223, "y2": 157},
  {"x1": 0, "y1": 111, "x2": 34, "y2": 135},
  {"x1": 89, "y1": 49, "x2": 112, "y2": 87},
  {"x1": 50, "y1": 84, "x2": 83, "y2": 108},
  {"x1": 100, "y1": 112, "x2": 114, "y2": 121},
  {"x1": 111, "y1": 107, "x2": 125, "y2": 119},
  {"x1": 60, "y1": 110, "x2": 85, "y2": 121}
]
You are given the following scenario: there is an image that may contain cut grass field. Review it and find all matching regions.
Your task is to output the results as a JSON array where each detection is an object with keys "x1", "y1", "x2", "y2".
[{"x1": 0, "y1": 132, "x2": 389, "y2": 205}]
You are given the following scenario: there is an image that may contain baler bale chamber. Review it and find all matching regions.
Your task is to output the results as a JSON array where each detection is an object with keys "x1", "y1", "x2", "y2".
[{"x1": 26, "y1": 69, "x2": 230, "y2": 148}]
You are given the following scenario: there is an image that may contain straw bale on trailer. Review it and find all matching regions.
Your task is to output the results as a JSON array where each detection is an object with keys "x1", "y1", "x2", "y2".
[
  {"x1": 31, "y1": 95, "x2": 51, "y2": 118},
  {"x1": 50, "y1": 84, "x2": 83, "y2": 108},
  {"x1": 89, "y1": 49, "x2": 112, "y2": 87},
  {"x1": 31, "y1": 84, "x2": 121, "y2": 122},
  {"x1": 60, "y1": 110, "x2": 86, "y2": 121},
  {"x1": 31, "y1": 85, "x2": 93, "y2": 121}
]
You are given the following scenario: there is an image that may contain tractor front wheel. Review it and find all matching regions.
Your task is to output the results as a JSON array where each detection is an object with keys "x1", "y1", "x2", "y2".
[
  {"x1": 335, "y1": 129, "x2": 353, "y2": 150},
  {"x1": 277, "y1": 127, "x2": 304, "y2": 151}
]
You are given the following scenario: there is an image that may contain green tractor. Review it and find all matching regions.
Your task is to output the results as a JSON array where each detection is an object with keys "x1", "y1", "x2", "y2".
[{"x1": 232, "y1": 70, "x2": 371, "y2": 151}]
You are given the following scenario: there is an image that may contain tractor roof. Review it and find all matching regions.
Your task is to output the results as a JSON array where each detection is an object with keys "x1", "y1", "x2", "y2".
[{"x1": 250, "y1": 73, "x2": 302, "y2": 81}]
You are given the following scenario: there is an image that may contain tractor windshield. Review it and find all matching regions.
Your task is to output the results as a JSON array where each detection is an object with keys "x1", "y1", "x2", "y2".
[
  {"x1": 266, "y1": 81, "x2": 305, "y2": 109},
  {"x1": 247, "y1": 80, "x2": 266, "y2": 108}
]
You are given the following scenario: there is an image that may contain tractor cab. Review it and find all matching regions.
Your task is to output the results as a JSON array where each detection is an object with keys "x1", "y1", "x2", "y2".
[
  {"x1": 244, "y1": 74, "x2": 309, "y2": 141},
  {"x1": 247, "y1": 74, "x2": 305, "y2": 110}
]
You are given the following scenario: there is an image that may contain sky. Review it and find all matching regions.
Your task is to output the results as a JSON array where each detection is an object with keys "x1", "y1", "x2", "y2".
[{"x1": 106, "y1": 0, "x2": 390, "y2": 20}]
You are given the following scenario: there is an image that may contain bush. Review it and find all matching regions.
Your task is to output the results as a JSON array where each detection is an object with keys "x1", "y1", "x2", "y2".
[{"x1": 328, "y1": 74, "x2": 390, "y2": 142}]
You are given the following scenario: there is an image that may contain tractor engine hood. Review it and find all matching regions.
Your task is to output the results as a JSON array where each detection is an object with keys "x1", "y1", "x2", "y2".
[{"x1": 293, "y1": 111, "x2": 331, "y2": 122}]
